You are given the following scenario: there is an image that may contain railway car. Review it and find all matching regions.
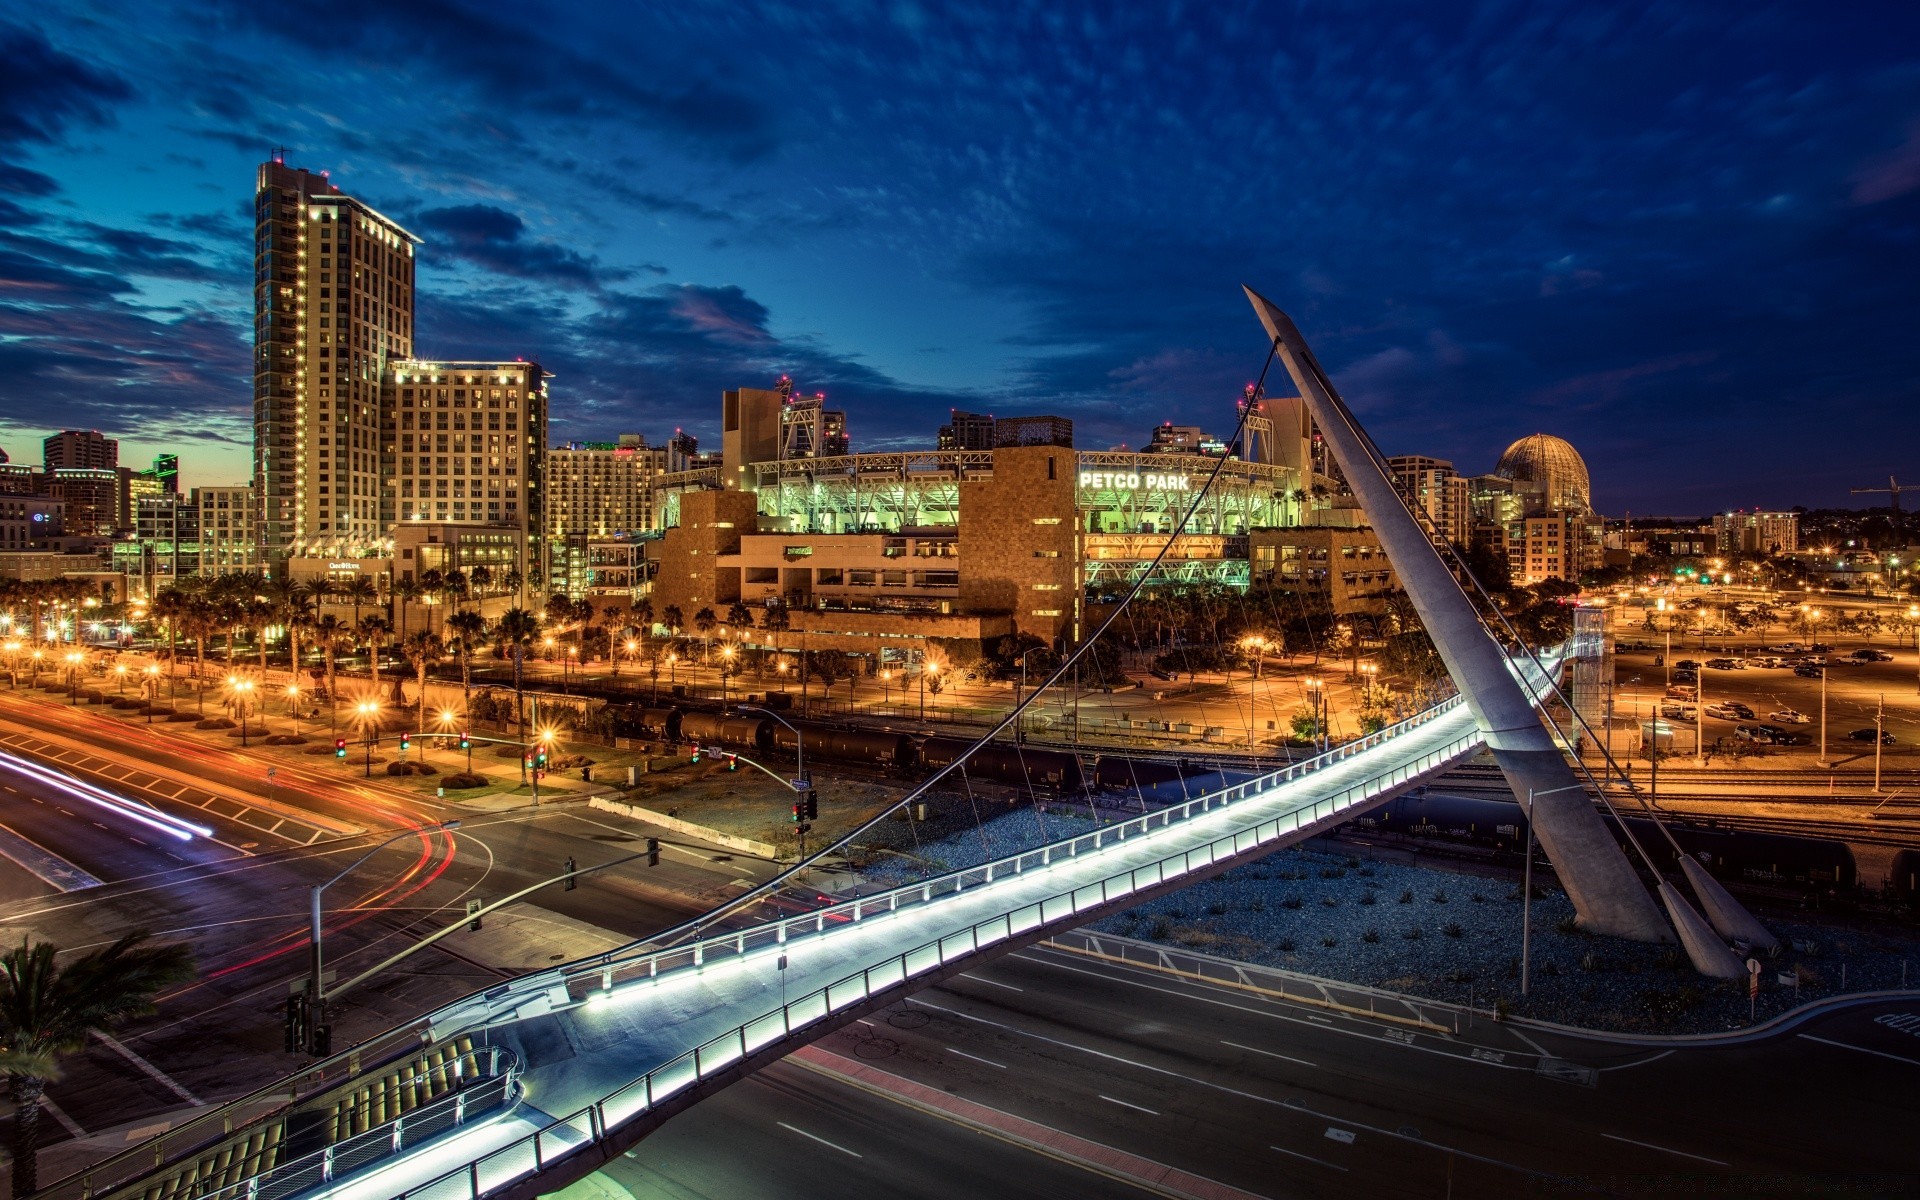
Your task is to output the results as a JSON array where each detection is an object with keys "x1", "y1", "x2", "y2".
[
  {"x1": 610, "y1": 706, "x2": 681, "y2": 743},
  {"x1": 769, "y1": 722, "x2": 915, "y2": 769},
  {"x1": 1090, "y1": 755, "x2": 1191, "y2": 791},
  {"x1": 679, "y1": 712, "x2": 772, "y2": 753},
  {"x1": 918, "y1": 737, "x2": 1085, "y2": 791},
  {"x1": 1885, "y1": 849, "x2": 1920, "y2": 901},
  {"x1": 1352, "y1": 792, "x2": 1858, "y2": 892}
]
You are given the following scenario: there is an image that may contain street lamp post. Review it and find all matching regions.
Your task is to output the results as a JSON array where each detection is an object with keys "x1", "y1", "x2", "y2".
[
  {"x1": 1908, "y1": 605, "x2": 1919, "y2": 696},
  {"x1": 286, "y1": 685, "x2": 302, "y2": 738},
  {"x1": 1013, "y1": 646, "x2": 1047, "y2": 746},
  {"x1": 114, "y1": 662, "x2": 128, "y2": 694},
  {"x1": 880, "y1": 668, "x2": 892, "y2": 711},
  {"x1": 307, "y1": 820, "x2": 459, "y2": 1053},
  {"x1": 231, "y1": 676, "x2": 255, "y2": 747},
  {"x1": 1522, "y1": 783, "x2": 1586, "y2": 997},
  {"x1": 1817, "y1": 664, "x2": 1830, "y2": 769},
  {"x1": 65, "y1": 650, "x2": 84, "y2": 703},
  {"x1": 356, "y1": 700, "x2": 381, "y2": 777},
  {"x1": 143, "y1": 664, "x2": 159, "y2": 723}
]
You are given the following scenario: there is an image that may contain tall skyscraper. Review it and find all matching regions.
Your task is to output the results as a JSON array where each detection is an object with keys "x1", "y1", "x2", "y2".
[
  {"x1": 43, "y1": 430, "x2": 117, "y2": 471},
  {"x1": 549, "y1": 435, "x2": 667, "y2": 540},
  {"x1": 253, "y1": 158, "x2": 418, "y2": 564}
]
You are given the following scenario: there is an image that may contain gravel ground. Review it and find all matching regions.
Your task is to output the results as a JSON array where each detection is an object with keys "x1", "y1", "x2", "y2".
[{"x1": 850, "y1": 807, "x2": 1920, "y2": 1035}]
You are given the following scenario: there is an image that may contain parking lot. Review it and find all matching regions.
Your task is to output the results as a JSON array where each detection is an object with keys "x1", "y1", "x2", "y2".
[{"x1": 1609, "y1": 636, "x2": 1920, "y2": 766}]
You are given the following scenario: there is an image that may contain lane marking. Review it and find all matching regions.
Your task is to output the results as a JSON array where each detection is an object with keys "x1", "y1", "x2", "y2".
[
  {"x1": 947, "y1": 1048, "x2": 1008, "y2": 1069},
  {"x1": 1324, "y1": 1128, "x2": 1356, "y2": 1145},
  {"x1": 93, "y1": 1031, "x2": 201, "y2": 1105},
  {"x1": 777, "y1": 1121, "x2": 862, "y2": 1157},
  {"x1": 962, "y1": 973, "x2": 1024, "y2": 992},
  {"x1": 1305, "y1": 1015, "x2": 1332, "y2": 1024},
  {"x1": 1222, "y1": 1040, "x2": 1315, "y2": 1068},
  {"x1": 1600, "y1": 1133, "x2": 1727, "y2": 1166},
  {"x1": 1271, "y1": 1143, "x2": 1347, "y2": 1171},
  {"x1": 1100, "y1": 1095, "x2": 1159, "y2": 1115},
  {"x1": 1797, "y1": 1033, "x2": 1920, "y2": 1068},
  {"x1": 40, "y1": 1093, "x2": 86, "y2": 1139}
]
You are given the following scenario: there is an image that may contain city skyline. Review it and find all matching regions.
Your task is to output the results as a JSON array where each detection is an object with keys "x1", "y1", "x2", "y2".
[{"x1": 3, "y1": 4, "x2": 1918, "y2": 509}]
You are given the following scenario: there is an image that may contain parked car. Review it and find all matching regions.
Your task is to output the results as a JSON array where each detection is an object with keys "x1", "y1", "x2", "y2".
[
  {"x1": 1705, "y1": 658, "x2": 1744, "y2": 670},
  {"x1": 1749, "y1": 656, "x2": 1783, "y2": 669},
  {"x1": 1734, "y1": 725, "x2": 1769, "y2": 742},
  {"x1": 1706, "y1": 703, "x2": 1743, "y2": 720},
  {"x1": 1795, "y1": 665, "x2": 1823, "y2": 678},
  {"x1": 1675, "y1": 659, "x2": 1702, "y2": 670},
  {"x1": 1756, "y1": 725, "x2": 1802, "y2": 745},
  {"x1": 1768, "y1": 643, "x2": 1805, "y2": 654},
  {"x1": 1660, "y1": 704, "x2": 1697, "y2": 723},
  {"x1": 1851, "y1": 649, "x2": 1893, "y2": 662},
  {"x1": 1847, "y1": 728, "x2": 1897, "y2": 745},
  {"x1": 1767, "y1": 709, "x2": 1808, "y2": 724},
  {"x1": 1811, "y1": 643, "x2": 1832, "y2": 653}
]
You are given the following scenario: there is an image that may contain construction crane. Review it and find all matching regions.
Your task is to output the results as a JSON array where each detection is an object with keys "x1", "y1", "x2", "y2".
[{"x1": 1851, "y1": 476, "x2": 1914, "y2": 511}]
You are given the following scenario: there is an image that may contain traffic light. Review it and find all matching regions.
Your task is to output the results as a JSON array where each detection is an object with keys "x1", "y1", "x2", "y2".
[
  {"x1": 399, "y1": 731, "x2": 412, "y2": 751},
  {"x1": 689, "y1": 743, "x2": 702, "y2": 763},
  {"x1": 536, "y1": 746, "x2": 549, "y2": 769},
  {"x1": 334, "y1": 737, "x2": 347, "y2": 759},
  {"x1": 284, "y1": 995, "x2": 307, "y2": 1053},
  {"x1": 564, "y1": 856, "x2": 577, "y2": 890},
  {"x1": 459, "y1": 731, "x2": 470, "y2": 750},
  {"x1": 726, "y1": 753, "x2": 737, "y2": 771},
  {"x1": 646, "y1": 836, "x2": 660, "y2": 867},
  {"x1": 804, "y1": 791, "x2": 819, "y2": 821},
  {"x1": 792, "y1": 801, "x2": 804, "y2": 824},
  {"x1": 467, "y1": 898, "x2": 484, "y2": 931},
  {"x1": 311, "y1": 1023, "x2": 332, "y2": 1057}
]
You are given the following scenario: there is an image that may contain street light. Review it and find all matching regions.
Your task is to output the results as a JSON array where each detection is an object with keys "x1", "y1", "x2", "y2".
[
  {"x1": 113, "y1": 662, "x2": 128, "y2": 693},
  {"x1": 286, "y1": 684, "x2": 302, "y2": 738},
  {"x1": 230, "y1": 675, "x2": 256, "y2": 747},
  {"x1": 880, "y1": 668, "x2": 892, "y2": 709},
  {"x1": 1908, "y1": 605, "x2": 1919, "y2": 696},
  {"x1": 919, "y1": 658, "x2": 941, "y2": 723},
  {"x1": 1357, "y1": 662, "x2": 1379, "y2": 707},
  {"x1": 1522, "y1": 783, "x2": 1587, "y2": 997},
  {"x1": 64, "y1": 649, "x2": 84, "y2": 702},
  {"x1": 143, "y1": 663, "x2": 159, "y2": 722},
  {"x1": 719, "y1": 643, "x2": 736, "y2": 706},
  {"x1": 307, "y1": 820, "x2": 460, "y2": 1054},
  {"x1": 355, "y1": 699, "x2": 381, "y2": 776},
  {"x1": 1304, "y1": 676, "x2": 1325, "y2": 753}
]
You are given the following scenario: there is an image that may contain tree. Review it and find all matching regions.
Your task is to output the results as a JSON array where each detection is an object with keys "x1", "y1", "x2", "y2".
[
  {"x1": 392, "y1": 577, "x2": 423, "y2": 639},
  {"x1": 343, "y1": 576, "x2": 377, "y2": 625},
  {"x1": 310, "y1": 615, "x2": 350, "y2": 729},
  {"x1": 693, "y1": 607, "x2": 717, "y2": 655},
  {"x1": 601, "y1": 606, "x2": 627, "y2": 676},
  {"x1": 357, "y1": 613, "x2": 392, "y2": 697},
  {"x1": 726, "y1": 600, "x2": 756, "y2": 633},
  {"x1": 0, "y1": 933, "x2": 195, "y2": 1196},
  {"x1": 445, "y1": 610, "x2": 488, "y2": 703},
  {"x1": 401, "y1": 631, "x2": 444, "y2": 735},
  {"x1": 661, "y1": 605, "x2": 684, "y2": 636},
  {"x1": 493, "y1": 608, "x2": 540, "y2": 730}
]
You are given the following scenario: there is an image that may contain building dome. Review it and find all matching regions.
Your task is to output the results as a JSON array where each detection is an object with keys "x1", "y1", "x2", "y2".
[{"x1": 1495, "y1": 433, "x2": 1590, "y2": 513}]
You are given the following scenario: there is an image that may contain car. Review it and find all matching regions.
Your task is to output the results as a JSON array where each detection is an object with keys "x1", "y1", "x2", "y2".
[
  {"x1": 1734, "y1": 725, "x2": 1768, "y2": 742},
  {"x1": 1749, "y1": 656, "x2": 1782, "y2": 669},
  {"x1": 1675, "y1": 659, "x2": 1702, "y2": 670},
  {"x1": 1795, "y1": 665, "x2": 1823, "y2": 678},
  {"x1": 1660, "y1": 704, "x2": 1697, "y2": 723},
  {"x1": 1852, "y1": 649, "x2": 1893, "y2": 662},
  {"x1": 1769, "y1": 643, "x2": 1805, "y2": 653},
  {"x1": 1705, "y1": 703, "x2": 1743, "y2": 720},
  {"x1": 1673, "y1": 669, "x2": 1699, "y2": 684},
  {"x1": 1767, "y1": 709, "x2": 1808, "y2": 724},
  {"x1": 1705, "y1": 658, "x2": 1744, "y2": 670},
  {"x1": 1811, "y1": 643, "x2": 1832, "y2": 653},
  {"x1": 1847, "y1": 728, "x2": 1897, "y2": 745}
]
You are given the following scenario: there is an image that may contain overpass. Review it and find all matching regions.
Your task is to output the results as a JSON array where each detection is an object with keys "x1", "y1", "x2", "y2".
[{"x1": 54, "y1": 655, "x2": 1562, "y2": 1200}]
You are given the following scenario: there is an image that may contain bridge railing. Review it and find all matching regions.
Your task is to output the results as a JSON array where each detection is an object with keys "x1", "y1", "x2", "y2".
[
  {"x1": 392, "y1": 722, "x2": 1487, "y2": 1200},
  {"x1": 525, "y1": 691, "x2": 1474, "y2": 1010}
]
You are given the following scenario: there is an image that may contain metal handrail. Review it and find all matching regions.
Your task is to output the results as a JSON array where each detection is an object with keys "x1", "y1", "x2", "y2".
[
  {"x1": 94, "y1": 1047, "x2": 518, "y2": 1200},
  {"x1": 390, "y1": 722, "x2": 1489, "y2": 1200}
]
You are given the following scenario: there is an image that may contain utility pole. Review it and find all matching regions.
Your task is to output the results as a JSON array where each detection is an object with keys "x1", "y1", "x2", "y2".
[{"x1": 1876, "y1": 693, "x2": 1885, "y2": 793}]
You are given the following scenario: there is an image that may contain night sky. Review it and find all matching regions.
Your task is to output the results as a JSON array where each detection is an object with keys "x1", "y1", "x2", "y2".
[{"x1": 3, "y1": 2, "x2": 1917, "y2": 513}]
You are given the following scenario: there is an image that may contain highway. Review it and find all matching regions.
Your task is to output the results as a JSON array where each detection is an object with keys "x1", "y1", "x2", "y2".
[{"x1": 598, "y1": 941, "x2": 1920, "y2": 1198}]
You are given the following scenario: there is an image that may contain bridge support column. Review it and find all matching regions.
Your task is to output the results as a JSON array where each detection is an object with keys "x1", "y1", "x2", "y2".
[{"x1": 1247, "y1": 289, "x2": 1671, "y2": 944}]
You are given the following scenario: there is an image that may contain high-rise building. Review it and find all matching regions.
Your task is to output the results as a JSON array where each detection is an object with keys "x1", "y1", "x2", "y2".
[
  {"x1": 1145, "y1": 423, "x2": 1224, "y2": 456},
  {"x1": 1386, "y1": 455, "x2": 1471, "y2": 546},
  {"x1": 0, "y1": 445, "x2": 36, "y2": 495},
  {"x1": 253, "y1": 158, "x2": 418, "y2": 564},
  {"x1": 1713, "y1": 509, "x2": 1798, "y2": 555},
  {"x1": 47, "y1": 468, "x2": 120, "y2": 536},
  {"x1": 195, "y1": 485, "x2": 258, "y2": 573},
  {"x1": 549, "y1": 435, "x2": 667, "y2": 541},
  {"x1": 938, "y1": 410, "x2": 996, "y2": 451},
  {"x1": 388, "y1": 360, "x2": 549, "y2": 584},
  {"x1": 994, "y1": 414, "x2": 1072, "y2": 450},
  {"x1": 43, "y1": 430, "x2": 117, "y2": 472}
]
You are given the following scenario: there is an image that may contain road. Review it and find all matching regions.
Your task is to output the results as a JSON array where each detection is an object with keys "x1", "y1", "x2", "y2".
[
  {"x1": 0, "y1": 692, "x2": 788, "y2": 1164},
  {"x1": 589, "y1": 941, "x2": 1920, "y2": 1198}
]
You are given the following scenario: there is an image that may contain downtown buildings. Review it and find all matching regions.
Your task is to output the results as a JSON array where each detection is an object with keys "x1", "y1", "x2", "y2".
[{"x1": 251, "y1": 159, "x2": 548, "y2": 611}]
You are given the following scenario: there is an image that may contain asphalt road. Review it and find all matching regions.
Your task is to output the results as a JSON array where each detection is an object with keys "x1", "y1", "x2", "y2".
[
  {"x1": 594, "y1": 943, "x2": 1920, "y2": 1199},
  {"x1": 0, "y1": 696, "x2": 784, "y2": 1160}
]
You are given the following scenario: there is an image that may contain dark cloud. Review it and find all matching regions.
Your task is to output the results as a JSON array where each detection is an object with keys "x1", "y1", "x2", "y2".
[
  {"x1": 414, "y1": 203, "x2": 627, "y2": 289},
  {"x1": 209, "y1": 0, "x2": 776, "y2": 161},
  {"x1": 0, "y1": 24, "x2": 131, "y2": 149}
]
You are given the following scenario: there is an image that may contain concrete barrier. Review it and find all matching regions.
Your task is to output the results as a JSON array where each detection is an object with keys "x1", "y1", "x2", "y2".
[{"x1": 588, "y1": 796, "x2": 779, "y2": 859}]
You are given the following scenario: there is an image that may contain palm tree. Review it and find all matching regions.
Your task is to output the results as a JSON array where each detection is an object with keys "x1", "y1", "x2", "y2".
[
  {"x1": 343, "y1": 576, "x2": 377, "y2": 625},
  {"x1": 726, "y1": 600, "x2": 756, "y2": 636},
  {"x1": 441, "y1": 569, "x2": 469, "y2": 614},
  {"x1": 693, "y1": 607, "x2": 717, "y2": 657},
  {"x1": 493, "y1": 607, "x2": 540, "y2": 732},
  {"x1": 445, "y1": 609, "x2": 488, "y2": 704},
  {"x1": 661, "y1": 605, "x2": 684, "y2": 637},
  {"x1": 357, "y1": 613, "x2": 392, "y2": 699},
  {"x1": 401, "y1": 631, "x2": 443, "y2": 737},
  {"x1": 215, "y1": 598, "x2": 245, "y2": 666},
  {"x1": 0, "y1": 932, "x2": 195, "y2": 1196},
  {"x1": 543, "y1": 593, "x2": 575, "y2": 651},
  {"x1": 310, "y1": 614, "x2": 350, "y2": 729},
  {"x1": 280, "y1": 590, "x2": 315, "y2": 681},
  {"x1": 601, "y1": 605, "x2": 626, "y2": 676},
  {"x1": 468, "y1": 564, "x2": 493, "y2": 602},
  {"x1": 392, "y1": 577, "x2": 423, "y2": 639},
  {"x1": 245, "y1": 598, "x2": 275, "y2": 672}
]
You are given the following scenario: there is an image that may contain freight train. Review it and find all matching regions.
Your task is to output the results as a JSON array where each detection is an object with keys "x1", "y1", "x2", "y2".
[{"x1": 1350, "y1": 791, "x2": 1860, "y2": 893}]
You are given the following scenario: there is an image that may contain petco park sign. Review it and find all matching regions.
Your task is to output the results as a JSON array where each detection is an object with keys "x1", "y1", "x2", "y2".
[{"x1": 1078, "y1": 470, "x2": 1193, "y2": 492}]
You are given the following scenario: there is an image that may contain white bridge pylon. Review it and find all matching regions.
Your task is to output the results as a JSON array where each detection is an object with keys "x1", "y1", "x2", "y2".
[{"x1": 301, "y1": 661, "x2": 1558, "y2": 1200}]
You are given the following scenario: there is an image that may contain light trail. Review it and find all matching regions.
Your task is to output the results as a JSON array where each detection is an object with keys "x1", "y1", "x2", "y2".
[{"x1": 0, "y1": 750, "x2": 212, "y2": 842}]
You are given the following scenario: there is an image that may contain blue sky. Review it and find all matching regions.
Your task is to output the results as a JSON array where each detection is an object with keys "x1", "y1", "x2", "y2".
[{"x1": 2, "y1": 1, "x2": 1917, "y2": 512}]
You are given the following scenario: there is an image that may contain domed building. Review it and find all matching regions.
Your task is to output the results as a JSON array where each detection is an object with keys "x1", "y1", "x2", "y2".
[{"x1": 1495, "y1": 433, "x2": 1591, "y2": 514}]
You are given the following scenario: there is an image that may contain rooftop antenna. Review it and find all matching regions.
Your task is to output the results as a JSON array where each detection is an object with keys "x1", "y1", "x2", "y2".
[{"x1": 271, "y1": 145, "x2": 286, "y2": 164}]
